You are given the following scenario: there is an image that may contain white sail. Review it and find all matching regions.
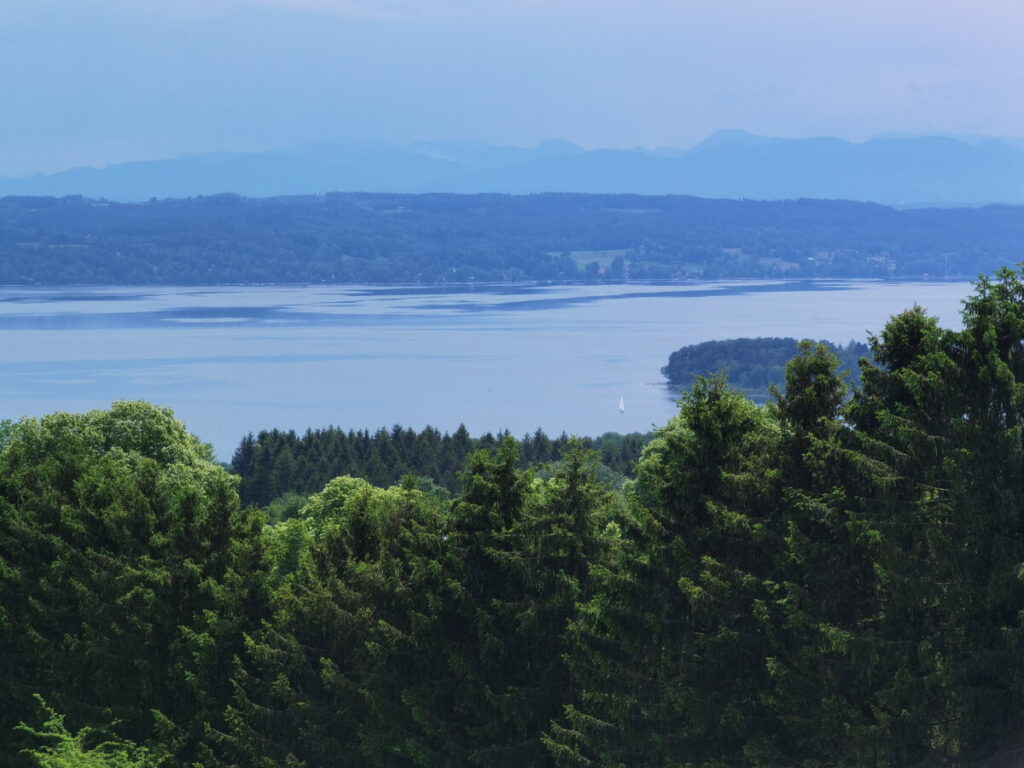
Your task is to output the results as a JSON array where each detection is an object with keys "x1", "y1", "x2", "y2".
[{"x1": 619, "y1": 396, "x2": 625, "y2": 413}]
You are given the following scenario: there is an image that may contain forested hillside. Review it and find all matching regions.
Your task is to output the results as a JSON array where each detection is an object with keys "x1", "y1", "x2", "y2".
[
  {"x1": 7, "y1": 268, "x2": 1024, "y2": 766},
  {"x1": 1, "y1": 192, "x2": 1022, "y2": 283}
]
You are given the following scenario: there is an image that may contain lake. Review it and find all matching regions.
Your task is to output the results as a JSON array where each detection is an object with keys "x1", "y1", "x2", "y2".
[{"x1": 0, "y1": 280, "x2": 973, "y2": 460}]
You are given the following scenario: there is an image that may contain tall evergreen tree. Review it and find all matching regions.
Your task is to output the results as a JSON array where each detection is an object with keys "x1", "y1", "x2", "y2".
[
  {"x1": 552, "y1": 376, "x2": 782, "y2": 767},
  {"x1": 767, "y1": 341, "x2": 887, "y2": 763},
  {"x1": 395, "y1": 438, "x2": 614, "y2": 766},
  {"x1": 219, "y1": 475, "x2": 452, "y2": 768},
  {"x1": 848, "y1": 283, "x2": 1024, "y2": 761}
]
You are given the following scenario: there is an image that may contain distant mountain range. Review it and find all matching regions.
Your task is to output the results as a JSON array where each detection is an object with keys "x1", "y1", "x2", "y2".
[{"x1": 2, "y1": 131, "x2": 1023, "y2": 205}]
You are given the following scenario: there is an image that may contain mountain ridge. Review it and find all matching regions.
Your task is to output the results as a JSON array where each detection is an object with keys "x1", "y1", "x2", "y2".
[{"x1": 2, "y1": 132, "x2": 1023, "y2": 205}]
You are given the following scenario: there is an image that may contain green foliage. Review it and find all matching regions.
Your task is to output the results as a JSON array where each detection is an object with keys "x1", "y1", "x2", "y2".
[
  {"x1": 232, "y1": 424, "x2": 649, "y2": 507},
  {"x1": 263, "y1": 490, "x2": 310, "y2": 524},
  {"x1": 423, "y1": 438, "x2": 611, "y2": 765},
  {"x1": 765, "y1": 342, "x2": 887, "y2": 763},
  {"x1": 550, "y1": 375, "x2": 786, "y2": 766},
  {"x1": 218, "y1": 438, "x2": 618, "y2": 767},
  {"x1": 17, "y1": 697, "x2": 165, "y2": 768},
  {"x1": 0, "y1": 419, "x2": 15, "y2": 451},
  {"x1": 840, "y1": 269, "x2": 1024, "y2": 763},
  {"x1": 220, "y1": 475, "x2": 456, "y2": 767},
  {"x1": 0, "y1": 401, "x2": 267, "y2": 767}
]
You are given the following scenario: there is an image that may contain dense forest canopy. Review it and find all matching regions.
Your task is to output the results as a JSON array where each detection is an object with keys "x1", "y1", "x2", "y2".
[
  {"x1": 1, "y1": 192, "x2": 1022, "y2": 284},
  {"x1": 230, "y1": 425, "x2": 650, "y2": 508},
  {"x1": 663, "y1": 336, "x2": 871, "y2": 396},
  {"x1": 8, "y1": 266, "x2": 1024, "y2": 765}
]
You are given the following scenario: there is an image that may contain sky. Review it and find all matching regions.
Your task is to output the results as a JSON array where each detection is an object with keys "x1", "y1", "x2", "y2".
[{"x1": 1, "y1": 0, "x2": 1021, "y2": 176}]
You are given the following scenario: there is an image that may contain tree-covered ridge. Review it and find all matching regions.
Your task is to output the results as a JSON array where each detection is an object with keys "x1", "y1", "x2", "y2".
[
  {"x1": 1, "y1": 192, "x2": 1022, "y2": 283},
  {"x1": 663, "y1": 336, "x2": 870, "y2": 395},
  {"x1": 230, "y1": 424, "x2": 649, "y2": 508},
  {"x1": 7, "y1": 267, "x2": 1024, "y2": 765}
]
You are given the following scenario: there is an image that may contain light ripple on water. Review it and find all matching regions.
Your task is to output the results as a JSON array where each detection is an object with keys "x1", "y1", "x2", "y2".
[{"x1": 0, "y1": 280, "x2": 973, "y2": 460}]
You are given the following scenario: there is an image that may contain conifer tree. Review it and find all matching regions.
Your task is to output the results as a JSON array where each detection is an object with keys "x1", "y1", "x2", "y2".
[
  {"x1": 219, "y1": 476, "x2": 452, "y2": 768},
  {"x1": 847, "y1": 287, "x2": 1024, "y2": 761},
  {"x1": 17, "y1": 697, "x2": 167, "y2": 768},
  {"x1": 395, "y1": 439, "x2": 541, "y2": 766},
  {"x1": 767, "y1": 341, "x2": 886, "y2": 763},
  {"x1": 552, "y1": 376, "x2": 781, "y2": 767},
  {"x1": 395, "y1": 438, "x2": 613, "y2": 766}
]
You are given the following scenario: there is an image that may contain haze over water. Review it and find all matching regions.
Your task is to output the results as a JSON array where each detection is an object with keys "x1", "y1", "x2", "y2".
[{"x1": 0, "y1": 280, "x2": 971, "y2": 459}]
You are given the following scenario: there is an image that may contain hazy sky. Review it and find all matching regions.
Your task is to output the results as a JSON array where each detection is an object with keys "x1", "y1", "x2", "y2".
[{"x1": 1, "y1": 0, "x2": 1021, "y2": 176}]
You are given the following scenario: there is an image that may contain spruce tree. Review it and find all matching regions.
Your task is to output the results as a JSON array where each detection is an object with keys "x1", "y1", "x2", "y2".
[
  {"x1": 767, "y1": 341, "x2": 886, "y2": 763},
  {"x1": 220, "y1": 476, "x2": 452, "y2": 768},
  {"x1": 552, "y1": 377, "x2": 781, "y2": 767}
]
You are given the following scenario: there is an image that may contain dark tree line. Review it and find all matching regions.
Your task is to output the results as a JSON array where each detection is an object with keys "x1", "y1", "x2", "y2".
[
  {"x1": 663, "y1": 336, "x2": 871, "y2": 396},
  {"x1": 1, "y1": 192, "x2": 1023, "y2": 284},
  {"x1": 230, "y1": 424, "x2": 650, "y2": 507},
  {"x1": 8, "y1": 267, "x2": 1024, "y2": 766}
]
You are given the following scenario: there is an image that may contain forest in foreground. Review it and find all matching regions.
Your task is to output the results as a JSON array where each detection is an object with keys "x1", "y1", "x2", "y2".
[
  {"x1": 2, "y1": 192, "x2": 1023, "y2": 284},
  {"x1": 5, "y1": 267, "x2": 1024, "y2": 766}
]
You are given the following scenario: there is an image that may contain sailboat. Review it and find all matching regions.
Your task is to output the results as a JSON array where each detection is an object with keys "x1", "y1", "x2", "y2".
[{"x1": 619, "y1": 396, "x2": 625, "y2": 414}]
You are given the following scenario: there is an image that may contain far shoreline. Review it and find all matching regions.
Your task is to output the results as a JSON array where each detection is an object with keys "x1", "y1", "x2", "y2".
[{"x1": 0, "y1": 275, "x2": 977, "y2": 290}]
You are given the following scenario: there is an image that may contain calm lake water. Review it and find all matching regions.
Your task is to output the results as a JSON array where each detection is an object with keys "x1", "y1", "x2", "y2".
[{"x1": 0, "y1": 280, "x2": 973, "y2": 460}]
